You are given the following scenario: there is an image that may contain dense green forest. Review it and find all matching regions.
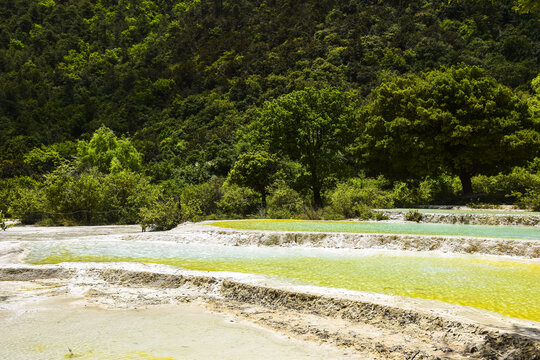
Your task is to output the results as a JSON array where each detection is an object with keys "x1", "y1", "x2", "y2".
[{"x1": 1, "y1": 0, "x2": 539, "y2": 228}]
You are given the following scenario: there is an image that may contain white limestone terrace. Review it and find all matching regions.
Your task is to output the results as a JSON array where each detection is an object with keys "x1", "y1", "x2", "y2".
[
  {"x1": 377, "y1": 207, "x2": 540, "y2": 226},
  {"x1": 0, "y1": 262, "x2": 539, "y2": 359},
  {"x1": 1, "y1": 224, "x2": 539, "y2": 359}
]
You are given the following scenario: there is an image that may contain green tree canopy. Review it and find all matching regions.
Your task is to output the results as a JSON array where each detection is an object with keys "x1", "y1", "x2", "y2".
[
  {"x1": 77, "y1": 126, "x2": 142, "y2": 173},
  {"x1": 227, "y1": 150, "x2": 278, "y2": 208},
  {"x1": 254, "y1": 87, "x2": 357, "y2": 207},
  {"x1": 360, "y1": 65, "x2": 540, "y2": 194},
  {"x1": 513, "y1": 0, "x2": 540, "y2": 13}
]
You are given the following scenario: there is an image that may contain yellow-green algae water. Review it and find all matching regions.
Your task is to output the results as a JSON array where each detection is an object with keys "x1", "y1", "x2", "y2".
[
  {"x1": 26, "y1": 242, "x2": 540, "y2": 322},
  {"x1": 211, "y1": 219, "x2": 540, "y2": 240}
]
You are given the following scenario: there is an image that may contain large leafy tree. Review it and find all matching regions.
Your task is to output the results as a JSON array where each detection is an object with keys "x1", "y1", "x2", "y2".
[
  {"x1": 227, "y1": 151, "x2": 278, "y2": 208},
  {"x1": 254, "y1": 87, "x2": 357, "y2": 207},
  {"x1": 77, "y1": 126, "x2": 142, "y2": 173},
  {"x1": 360, "y1": 65, "x2": 540, "y2": 194}
]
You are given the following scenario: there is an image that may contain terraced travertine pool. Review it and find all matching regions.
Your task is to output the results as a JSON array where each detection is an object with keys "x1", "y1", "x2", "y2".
[
  {"x1": 383, "y1": 208, "x2": 540, "y2": 215},
  {"x1": 0, "y1": 287, "x2": 350, "y2": 360},
  {"x1": 24, "y1": 240, "x2": 540, "y2": 321},
  {"x1": 210, "y1": 220, "x2": 540, "y2": 240}
]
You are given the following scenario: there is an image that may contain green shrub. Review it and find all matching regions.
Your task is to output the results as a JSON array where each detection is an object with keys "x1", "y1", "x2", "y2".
[
  {"x1": 42, "y1": 166, "x2": 106, "y2": 224},
  {"x1": 0, "y1": 177, "x2": 42, "y2": 216},
  {"x1": 181, "y1": 178, "x2": 223, "y2": 221},
  {"x1": 37, "y1": 165, "x2": 157, "y2": 225},
  {"x1": 218, "y1": 185, "x2": 260, "y2": 218},
  {"x1": 327, "y1": 176, "x2": 394, "y2": 219},
  {"x1": 0, "y1": 211, "x2": 12, "y2": 231},
  {"x1": 8, "y1": 187, "x2": 44, "y2": 224},
  {"x1": 473, "y1": 166, "x2": 540, "y2": 204},
  {"x1": 139, "y1": 198, "x2": 182, "y2": 231},
  {"x1": 24, "y1": 146, "x2": 64, "y2": 175},
  {"x1": 76, "y1": 126, "x2": 142, "y2": 173},
  {"x1": 392, "y1": 175, "x2": 461, "y2": 207},
  {"x1": 102, "y1": 170, "x2": 157, "y2": 223},
  {"x1": 404, "y1": 209, "x2": 423, "y2": 222},
  {"x1": 516, "y1": 188, "x2": 540, "y2": 211},
  {"x1": 267, "y1": 180, "x2": 304, "y2": 219}
]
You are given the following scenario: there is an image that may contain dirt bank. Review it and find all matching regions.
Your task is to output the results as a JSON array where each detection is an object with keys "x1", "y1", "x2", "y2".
[{"x1": 1, "y1": 263, "x2": 538, "y2": 360}]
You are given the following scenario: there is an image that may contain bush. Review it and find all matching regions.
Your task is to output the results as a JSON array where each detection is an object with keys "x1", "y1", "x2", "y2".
[
  {"x1": 327, "y1": 176, "x2": 394, "y2": 219},
  {"x1": 516, "y1": 187, "x2": 540, "y2": 211},
  {"x1": 76, "y1": 126, "x2": 142, "y2": 173},
  {"x1": 42, "y1": 166, "x2": 107, "y2": 224},
  {"x1": 102, "y1": 170, "x2": 157, "y2": 223},
  {"x1": 139, "y1": 198, "x2": 182, "y2": 231},
  {"x1": 9, "y1": 165, "x2": 159, "y2": 225},
  {"x1": 267, "y1": 180, "x2": 304, "y2": 219},
  {"x1": 0, "y1": 211, "x2": 12, "y2": 231},
  {"x1": 404, "y1": 209, "x2": 423, "y2": 222},
  {"x1": 218, "y1": 185, "x2": 260, "y2": 218},
  {"x1": 392, "y1": 175, "x2": 461, "y2": 207},
  {"x1": 24, "y1": 146, "x2": 64, "y2": 175},
  {"x1": 0, "y1": 177, "x2": 42, "y2": 216},
  {"x1": 472, "y1": 166, "x2": 540, "y2": 204},
  {"x1": 8, "y1": 187, "x2": 44, "y2": 224},
  {"x1": 180, "y1": 178, "x2": 223, "y2": 221}
]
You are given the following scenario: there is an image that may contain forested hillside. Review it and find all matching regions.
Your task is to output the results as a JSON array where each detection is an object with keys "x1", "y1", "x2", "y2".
[{"x1": 1, "y1": 0, "x2": 539, "y2": 227}]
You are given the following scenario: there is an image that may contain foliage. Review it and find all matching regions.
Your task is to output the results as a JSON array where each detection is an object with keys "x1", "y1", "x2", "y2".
[
  {"x1": 8, "y1": 186, "x2": 44, "y2": 224},
  {"x1": 139, "y1": 198, "x2": 182, "y2": 231},
  {"x1": 361, "y1": 65, "x2": 540, "y2": 194},
  {"x1": 1, "y1": 0, "x2": 539, "y2": 220},
  {"x1": 24, "y1": 147, "x2": 64, "y2": 175},
  {"x1": 266, "y1": 180, "x2": 304, "y2": 219},
  {"x1": 218, "y1": 184, "x2": 260, "y2": 218},
  {"x1": 6, "y1": 128, "x2": 156, "y2": 225},
  {"x1": 180, "y1": 178, "x2": 223, "y2": 221},
  {"x1": 472, "y1": 161, "x2": 540, "y2": 205},
  {"x1": 254, "y1": 87, "x2": 357, "y2": 207},
  {"x1": 326, "y1": 176, "x2": 394, "y2": 219},
  {"x1": 0, "y1": 211, "x2": 12, "y2": 231},
  {"x1": 513, "y1": 0, "x2": 540, "y2": 13},
  {"x1": 527, "y1": 74, "x2": 540, "y2": 121},
  {"x1": 473, "y1": 166, "x2": 539, "y2": 200},
  {"x1": 517, "y1": 188, "x2": 540, "y2": 211},
  {"x1": 77, "y1": 126, "x2": 142, "y2": 173},
  {"x1": 226, "y1": 151, "x2": 278, "y2": 207},
  {"x1": 392, "y1": 175, "x2": 462, "y2": 207},
  {"x1": 404, "y1": 209, "x2": 423, "y2": 222}
]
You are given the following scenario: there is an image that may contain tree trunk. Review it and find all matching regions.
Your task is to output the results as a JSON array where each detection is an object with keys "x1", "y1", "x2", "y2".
[
  {"x1": 459, "y1": 172, "x2": 473, "y2": 195},
  {"x1": 261, "y1": 191, "x2": 267, "y2": 211},
  {"x1": 310, "y1": 163, "x2": 323, "y2": 209},
  {"x1": 313, "y1": 187, "x2": 323, "y2": 209}
]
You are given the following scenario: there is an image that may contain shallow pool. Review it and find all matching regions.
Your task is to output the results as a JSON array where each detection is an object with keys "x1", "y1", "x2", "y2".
[
  {"x1": 211, "y1": 220, "x2": 540, "y2": 240},
  {"x1": 384, "y1": 208, "x2": 540, "y2": 216},
  {"x1": 24, "y1": 241, "x2": 540, "y2": 321},
  {"x1": 0, "y1": 288, "x2": 349, "y2": 360}
]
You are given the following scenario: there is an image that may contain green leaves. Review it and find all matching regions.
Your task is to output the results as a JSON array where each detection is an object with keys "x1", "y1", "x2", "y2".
[
  {"x1": 361, "y1": 65, "x2": 539, "y2": 194},
  {"x1": 254, "y1": 87, "x2": 358, "y2": 207},
  {"x1": 76, "y1": 126, "x2": 142, "y2": 173}
]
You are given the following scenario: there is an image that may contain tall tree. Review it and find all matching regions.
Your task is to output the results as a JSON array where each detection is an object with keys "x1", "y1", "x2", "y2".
[
  {"x1": 227, "y1": 151, "x2": 278, "y2": 208},
  {"x1": 360, "y1": 65, "x2": 540, "y2": 194},
  {"x1": 254, "y1": 87, "x2": 357, "y2": 207}
]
